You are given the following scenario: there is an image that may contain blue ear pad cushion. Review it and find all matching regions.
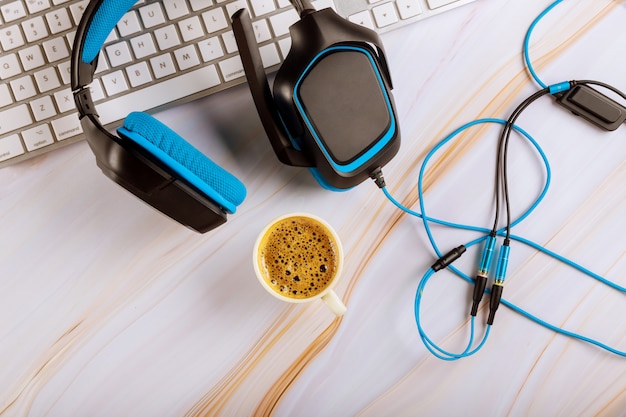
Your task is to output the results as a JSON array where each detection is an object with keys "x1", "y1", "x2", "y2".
[
  {"x1": 82, "y1": 0, "x2": 138, "y2": 63},
  {"x1": 117, "y1": 112, "x2": 246, "y2": 214}
]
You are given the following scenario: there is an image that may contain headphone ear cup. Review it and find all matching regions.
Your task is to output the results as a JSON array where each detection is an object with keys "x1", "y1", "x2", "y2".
[{"x1": 117, "y1": 112, "x2": 246, "y2": 214}]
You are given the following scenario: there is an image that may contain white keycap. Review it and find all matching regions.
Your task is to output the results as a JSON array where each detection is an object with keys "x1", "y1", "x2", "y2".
[
  {"x1": 22, "y1": 16, "x2": 49, "y2": 42},
  {"x1": 101, "y1": 70, "x2": 129, "y2": 96},
  {"x1": 57, "y1": 60, "x2": 71, "y2": 84},
  {"x1": 0, "y1": 104, "x2": 33, "y2": 135},
  {"x1": 0, "y1": 84, "x2": 12, "y2": 108},
  {"x1": 253, "y1": 19, "x2": 272, "y2": 43},
  {"x1": 372, "y1": 2, "x2": 399, "y2": 27},
  {"x1": 139, "y1": 3, "x2": 166, "y2": 28},
  {"x1": 163, "y1": 0, "x2": 189, "y2": 20},
  {"x1": 22, "y1": 124, "x2": 55, "y2": 151},
  {"x1": 174, "y1": 45, "x2": 200, "y2": 70},
  {"x1": 189, "y1": 0, "x2": 212, "y2": 12},
  {"x1": 221, "y1": 30, "x2": 238, "y2": 54},
  {"x1": 269, "y1": 8, "x2": 299, "y2": 37},
  {"x1": 218, "y1": 55, "x2": 244, "y2": 82},
  {"x1": 88, "y1": 79, "x2": 105, "y2": 101},
  {"x1": 95, "y1": 66, "x2": 221, "y2": 125},
  {"x1": 46, "y1": 8, "x2": 73, "y2": 34},
  {"x1": 30, "y1": 95, "x2": 57, "y2": 121},
  {"x1": 51, "y1": 113, "x2": 83, "y2": 141},
  {"x1": 427, "y1": 0, "x2": 461, "y2": 9},
  {"x1": 150, "y1": 53, "x2": 176, "y2": 78},
  {"x1": 26, "y1": 0, "x2": 52, "y2": 14},
  {"x1": 106, "y1": 41, "x2": 133, "y2": 67},
  {"x1": 225, "y1": 0, "x2": 247, "y2": 19},
  {"x1": 0, "y1": 53, "x2": 21, "y2": 79},
  {"x1": 278, "y1": 37, "x2": 291, "y2": 59},
  {"x1": 69, "y1": 0, "x2": 89, "y2": 25},
  {"x1": 34, "y1": 67, "x2": 61, "y2": 92},
  {"x1": 198, "y1": 36, "x2": 224, "y2": 62},
  {"x1": 10, "y1": 75, "x2": 37, "y2": 101},
  {"x1": 348, "y1": 11, "x2": 375, "y2": 30},
  {"x1": 19, "y1": 45, "x2": 46, "y2": 71},
  {"x1": 179, "y1": 15, "x2": 204, "y2": 42},
  {"x1": 0, "y1": 134, "x2": 25, "y2": 162},
  {"x1": 0, "y1": 24, "x2": 25, "y2": 50},
  {"x1": 397, "y1": 0, "x2": 422, "y2": 19},
  {"x1": 1, "y1": 1, "x2": 27, "y2": 22},
  {"x1": 130, "y1": 33, "x2": 157, "y2": 59},
  {"x1": 125, "y1": 61, "x2": 152, "y2": 87},
  {"x1": 202, "y1": 8, "x2": 228, "y2": 33},
  {"x1": 117, "y1": 10, "x2": 142, "y2": 37},
  {"x1": 43, "y1": 36, "x2": 69, "y2": 62},
  {"x1": 53, "y1": 87, "x2": 75, "y2": 113},
  {"x1": 154, "y1": 25, "x2": 180, "y2": 50},
  {"x1": 259, "y1": 43, "x2": 280, "y2": 68},
  {"x1": 250, "y1": 0, "x2": 276, "y2": 17}
]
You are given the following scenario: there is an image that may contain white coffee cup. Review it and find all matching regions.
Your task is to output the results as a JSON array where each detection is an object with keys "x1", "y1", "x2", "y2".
[{"x1": 253, "y1": 213, "x2": 346, "y2": 316}]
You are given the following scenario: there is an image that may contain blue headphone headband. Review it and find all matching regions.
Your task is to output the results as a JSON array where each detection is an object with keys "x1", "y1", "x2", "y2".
[{"x1": 81, "y1": 0, "x2": 137, "y2": 64}]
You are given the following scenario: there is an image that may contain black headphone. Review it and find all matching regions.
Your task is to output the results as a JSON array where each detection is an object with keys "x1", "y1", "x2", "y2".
[
  {"x1": 71, "y1": 0, "x2": 247, "y2": 234},
  {"x1": 72, "y1": 0, "x2": 400, "y2": 232}
]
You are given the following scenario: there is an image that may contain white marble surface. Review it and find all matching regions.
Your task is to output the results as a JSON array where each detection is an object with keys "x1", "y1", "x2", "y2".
[{"x1": 2, "y1": 1, "x2": 626, "y2": 416}]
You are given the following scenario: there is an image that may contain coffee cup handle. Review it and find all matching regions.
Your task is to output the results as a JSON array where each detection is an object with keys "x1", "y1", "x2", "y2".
[{"x1": 321, "y1": 290, "x2": 347, "y2": 316}]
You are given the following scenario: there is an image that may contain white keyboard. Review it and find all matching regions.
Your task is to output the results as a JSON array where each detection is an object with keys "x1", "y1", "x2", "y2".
[{"x1": 0, "y1": 0, "x2": 476, "y2": 168}]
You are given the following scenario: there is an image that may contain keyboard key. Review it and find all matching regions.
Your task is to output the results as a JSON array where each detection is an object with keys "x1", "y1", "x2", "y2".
[
  {"x1": 126, "y1": 61, "x2": 152, "y2": 87},
  {"x1": 219, "y1": 56, "x2": 244, "y2": 82},
  {"x1": 22, "y1": 124, "x2": 55, "y2": 151},
  {"x1": 154, "y1": 24, "x2": 180, "y2": 50},
  {"x1": 53, "y1": 87, "x2": 75, "y2": 113},
  {"x1": 221, "y1": 30, "x2": 238, "y2": 54},
  {"x1": 269, "y1": 8, "x2": 299, "y2": 37},
  {"x1": 138, "y1": 2, "x2": 166, "y2": 28},
  {"x1": 1, "y1": 1, "x2": 27, "y2": 22},
  {"x1": 18, "y1": 45, "x2": 46, "y2": 71},
  {"x1": 250, "y1": 0, "x2": 276, "y2": 17},
  {"x1": 45, "y1": 8, "x2": 72, "y2": 34},
  {"x1": 179, "y1": 15, "x2": 205, "y2": 42},
  {"x1": 43, "y1": 36, "x2": 69, "y2": 62},
  {"x1": 25, "y1": 0, "x2": 52, "y2": 14},
  {"x1": 372, "y1": 3, "x2": 399, "y2": 27},
  {"x1": 348, "y1": 11, "x2": 376, "y2": 30},
  {"x1": 150, "y1": 53, "x2": 176, "y2": 78},
  {"x1": 0, "y1": 53, "x2": 21, "y2": 79},
  {"x1": 0, "y1": 104, "x2": 33, "y2": 135},
  {"x1": 101, "y1": 70, "x2": 129, "y2": 96},
  {"x1": 34, "y1": 67, "x2": 61, "y2": 92},
  {"x1": 174, "y1": 45, "x2": 201, "y2": 70},
  {"x1": 22, "y1": 16, "x2": 49, "y2": 42},
  {"x1": 0, "y1": 24, "x2": 26, "y2": 50},
  {"x1": 51, "y1": 113, "x2": 82, "y2": 141},
  {"x1": 69, "y1": 0, "x2": 89, "y2": 25},
  {"x1": 427, "y1": 0, "x2": 462, "y2": 8},
  {"x1": 0, "y1": 134, "x2": 25, "y2": 162},
  {"x1": 259, "y1": 43, "x2": 280, "y2": 68},
  {"x1": 253, "y1": 19, "x2": 272, "y2": 43},
  {"x1": 117, "y1": 10, "x2": 142, "y2": 37},
  {"x1": 198, "y1": 36, "x2": 225, "y2": 62},
  {"x1": 30, "y1": 95, "x2": 57, "y2": 121},
  {"x1": 0, "y1": 84, "x2": 12, "y2": 108},
  {"x1": 106, "y1": 41, "x2": 133, "y2": 67},
  {"x1": 397, "y1": 0, "x2": 422, "y2": 19},
  {"x1": 202, "y1": 8, "x2": 228, "y2": 33},
  {"x1": 130, "y1": 33, "x2": 157, "y2": 59},
  {"x1": 10, "y1": 75, "x2": 37, "y2": 101},
  {"x1": 163, "y1": 0, "x2": 190, "y2": 20}
]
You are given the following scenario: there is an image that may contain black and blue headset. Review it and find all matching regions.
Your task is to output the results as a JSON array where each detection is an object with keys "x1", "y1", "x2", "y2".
[
  {"x1": 71, "y1": 0, "x2": 400, "y2": 232},
  {"x1": 71, "y1": 0, "x2": 247, "y2": 233}
]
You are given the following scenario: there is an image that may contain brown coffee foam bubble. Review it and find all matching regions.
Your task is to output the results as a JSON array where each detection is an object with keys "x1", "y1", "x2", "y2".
[{"x1": 257, "y1": 216, "x2": 339, "y2": 299}]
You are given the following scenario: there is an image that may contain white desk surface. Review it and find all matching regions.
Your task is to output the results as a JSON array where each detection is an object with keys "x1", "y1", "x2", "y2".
[{"x1": 2, "y1": 1, "x2": 625, "y2": 416}]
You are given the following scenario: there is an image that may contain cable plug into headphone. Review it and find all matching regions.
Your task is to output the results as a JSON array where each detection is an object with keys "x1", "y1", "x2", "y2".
[
  {"x1": 471, "y1": 233, "x2": 496, "y2": 316},
  {"x1": 487, "y1": 242, "x2": 510, "y2": 325}
]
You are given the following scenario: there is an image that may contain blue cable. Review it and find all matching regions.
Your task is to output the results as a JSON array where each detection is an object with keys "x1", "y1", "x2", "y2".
[
  {"x1": 524, "y1": 0, "x2": 564, "y2": 88},
  {"x1": 380, "y1": 118, "x2": 626, "y2": 358}
]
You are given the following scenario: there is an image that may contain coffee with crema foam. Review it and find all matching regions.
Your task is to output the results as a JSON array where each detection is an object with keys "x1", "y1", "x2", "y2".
[{"x1": 256, "y1": 216, "x2": 339, "y2": 299}]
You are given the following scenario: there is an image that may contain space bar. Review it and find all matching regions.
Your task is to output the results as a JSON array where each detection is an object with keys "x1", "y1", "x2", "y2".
[{"x1": 97, "y1": 65, "x2": 221, "y2": 126}]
